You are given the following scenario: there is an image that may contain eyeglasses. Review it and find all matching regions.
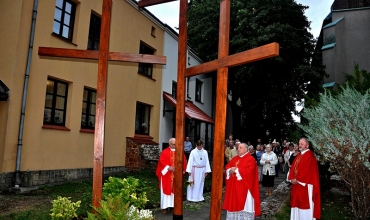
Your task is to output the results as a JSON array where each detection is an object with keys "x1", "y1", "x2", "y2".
[{"x1": 170, "y1": 144, "x2": 175, "y2": 146}]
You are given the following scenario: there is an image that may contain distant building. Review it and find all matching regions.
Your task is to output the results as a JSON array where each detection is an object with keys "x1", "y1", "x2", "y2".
[
  {"x1": 159, "y1": 25, "x2": 215, "y2": 153},
  {"x1": 319, "y1": 0, "x2": 370, "y2": 89}
]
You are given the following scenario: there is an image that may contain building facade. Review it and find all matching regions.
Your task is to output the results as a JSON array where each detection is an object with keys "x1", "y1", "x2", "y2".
[
  {"x1": 159, "y1": 25, "x2": 215, "y2": 153},
  {"x1": 0, "y1": 0, "x2": 167, "y2": 190},
  {"x1": 320, "y1": 0, "x2": 370, "y2": 87}
]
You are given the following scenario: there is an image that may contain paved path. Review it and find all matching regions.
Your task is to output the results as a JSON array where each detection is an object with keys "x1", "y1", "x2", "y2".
[{"x1": 154, "y1": 173, "x2": 288, "y2": 220}]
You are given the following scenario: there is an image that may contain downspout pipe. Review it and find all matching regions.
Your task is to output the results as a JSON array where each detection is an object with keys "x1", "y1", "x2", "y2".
[{"x1": 15, "y1": 0, "x2": 38, "y2": 187}]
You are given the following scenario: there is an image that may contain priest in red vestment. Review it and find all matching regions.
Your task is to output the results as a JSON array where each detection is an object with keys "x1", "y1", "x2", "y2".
[
  {"x1": 222, "y1": 143, "x2": 261, "y2": 219},
  {"x1": 156, "y1": 138, "x2": 187, "y2": 214},
  {"x1": 288, "y1": 137, "x2": 321, "y2": 220}
]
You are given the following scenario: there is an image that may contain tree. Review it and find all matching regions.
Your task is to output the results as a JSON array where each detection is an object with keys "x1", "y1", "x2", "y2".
[
  {"x1": 298, "y1": 86, "x2": 370, "y2": 220},
  {"x1": 343, "y1": 62, "x2": 370, "y2": 94},
  {"x1": 188, "y1": 0, "x2": 326, "y2": 141}
]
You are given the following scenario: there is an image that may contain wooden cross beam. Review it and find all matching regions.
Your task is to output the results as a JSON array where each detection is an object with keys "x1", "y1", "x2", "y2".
[
  {"x1": 139, "y1": 0, "x2": 279, "y2": 219},
  {"x1": 38, "y1": 0, "x2": 166, "y2": 210}
]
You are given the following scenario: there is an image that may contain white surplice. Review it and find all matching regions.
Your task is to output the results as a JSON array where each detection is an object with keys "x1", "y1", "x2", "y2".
[{"x1": 186, "y1": 148, "x2": 211, "y2": 202}]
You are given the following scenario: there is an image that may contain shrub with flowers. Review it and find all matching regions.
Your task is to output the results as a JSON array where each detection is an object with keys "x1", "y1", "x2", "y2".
[{"x1": 86, "y1": 196, "x2": 154, "y2": 220}]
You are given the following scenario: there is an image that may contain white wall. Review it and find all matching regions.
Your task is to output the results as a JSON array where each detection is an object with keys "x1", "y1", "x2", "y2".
[{"x1": 159, "y1": 27, "x2": 214, "y2": 150}]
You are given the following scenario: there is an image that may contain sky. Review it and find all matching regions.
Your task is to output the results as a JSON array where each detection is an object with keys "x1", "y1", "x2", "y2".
[{"x1": 145, "y1": 0, "x2": 334, "y2": 38}]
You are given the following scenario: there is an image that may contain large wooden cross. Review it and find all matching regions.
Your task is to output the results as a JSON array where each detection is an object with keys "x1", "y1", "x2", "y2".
[
  {"x1": 38, "y1": 0, "x2": 166, "y2": 209},
  {"x1": 138, "y1": 0, "x2": 279, "y2": 219}
]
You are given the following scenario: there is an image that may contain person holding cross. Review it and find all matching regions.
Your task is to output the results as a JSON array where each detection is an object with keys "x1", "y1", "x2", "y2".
[
  {"x1": 156, "y1": 138, "x2": 187, "y2": 214},
  {"x1": 222, "y1": 143, "x2": 261, "y2": 219}
]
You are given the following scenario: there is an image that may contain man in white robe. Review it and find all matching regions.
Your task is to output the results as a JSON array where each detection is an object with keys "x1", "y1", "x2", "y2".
[{"x1": 186, "y1": 140, "x2": 211, "y2": 202}]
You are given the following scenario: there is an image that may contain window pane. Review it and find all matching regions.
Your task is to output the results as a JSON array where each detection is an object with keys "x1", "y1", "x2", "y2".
[
  {"x1": 94, "y1": 41, "x2": 99, "y2": 50},
  {"x1": 54, "y1": 8, "x2": 62, "y2": 21},
  {"x1": 57, "y1": 83, "x2": 66, "y2": 96},
  {"x1": 90, "y1": 92, "x2": 96, "y2": 103},
  {"x1": 55, "y1": 96, "x2": 65, "y2": 109},
  {"x1": 64, "y1": 14, "x2": 70, "y2": 25},
  {"x1": 54, "y1": 110, "x2": 64, "y2": 124},
  {"x1": 45, "y1": 94, "x2": 53, "y2": 108},
  {"x1": 44, "y1": 109, "x2": 52, "y2": 122},
  {"x1": 53, "y1": 21, "x2": 61, "y2": 34},
  {"x1": 46, "y1": 80, "x2": 55, "y2": 93},
  {"x1": 81, "y1": 114, "x2": 86, "y2": 127},
  {"x1": 55, "y1": 0, "x2": 63, "y2": 9},
  {"x1": 89, "y1": 103, "x2": 96, "y2": 115},
  {"x1": 82, "y1": 102, "x2": 87, "y2": 114},
  {"x1": 135, "y1": 103, "x2": 150, "y2": 134},
  {"x1": 65, "y1": 2, "x2": 72, "y2": 13},
  {"x1": 143, "y1": 106, "x2": 150, "y2": 133},
  {"x1": 62, "y1": 25, "x2": 69, "y2": 38},
  {"x1": 88, "y1": 116, "x2": 95, "y2": 127}
]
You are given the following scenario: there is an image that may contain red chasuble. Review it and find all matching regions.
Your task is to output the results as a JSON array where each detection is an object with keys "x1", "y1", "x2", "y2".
[
  {"x1": 222, "y1": 153, "x2": 261, "y2": 217},
  {"x1": 288, "y1": 150, "x2": 321, "y2": 219},
  {"x1": 156, "y1": 147, "x2": 187, "y2": 195}
]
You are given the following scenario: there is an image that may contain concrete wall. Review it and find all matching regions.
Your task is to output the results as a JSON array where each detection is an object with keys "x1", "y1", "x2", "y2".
[{"x1": 322, "y1": 7, "x2": 370, "y2": 85}]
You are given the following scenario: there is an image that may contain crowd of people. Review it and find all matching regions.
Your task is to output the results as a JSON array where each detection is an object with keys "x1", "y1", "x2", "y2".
[{"x1": 156, "y1": 135, "x2": 321, "y2": 220}]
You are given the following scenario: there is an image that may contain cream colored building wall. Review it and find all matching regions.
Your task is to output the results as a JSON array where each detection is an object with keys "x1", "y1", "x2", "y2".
[
  {"x1": 0, "y1": 0, "x2": 163, "y2": 173},
  {"x1": 0, "y1": 0, "x2": 34, "y2": 173}
]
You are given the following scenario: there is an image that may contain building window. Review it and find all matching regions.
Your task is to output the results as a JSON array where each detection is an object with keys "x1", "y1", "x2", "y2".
[
  {"x1": 87, "y1": 13, "x2": 101, "y2": 50},
  {"x1": 151, "y1": 26, "x2": 156, "y2": 37},
  {"x1": 44, "y1": 78, "x2": 68, "y2": 126},
  {"x1": 172, "y1": 81, "x2": 177, "y2": 99},
  {"x1": 138, "y1": 42, "x2": 155, "y2": 77},
  {"x1": 53, "y1": 0, "x2": 76, "y2": 41},
  {"x1": 135, "y1": 102, "x2": 151, "y2": 135},
  {"x1": 81, "y1": 88, "x2": 96, "y2": 129},
  {"x1": 195, "y1": 79, "x2": 203, "y2": 102}
]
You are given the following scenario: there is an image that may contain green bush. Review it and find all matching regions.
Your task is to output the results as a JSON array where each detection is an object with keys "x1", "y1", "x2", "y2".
[
  {"x1": 50, "y1": 196, "x2": 81, "y2": 220},
  {"x1": 299, "y1": 86, "x2": 370, "y2": 220},
  {"x1": 102, "y1": 176, "x2": 148, "y2": 209}
]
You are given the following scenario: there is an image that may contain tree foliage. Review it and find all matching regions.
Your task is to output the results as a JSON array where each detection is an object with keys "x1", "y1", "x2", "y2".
[
  {"x1": 343, "y1": 62, "x2": 370, "y2": 94},
  {"x1": 188, "y1": 0, "x2": 326, "y2": 141},
  {"x1": 298, "y1": 86, "x2": 370, "y2": 219}
]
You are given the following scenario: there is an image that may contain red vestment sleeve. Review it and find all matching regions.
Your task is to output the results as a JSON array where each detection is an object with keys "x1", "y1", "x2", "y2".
[
  {"x1": 222, "y1": 154, "x2": 261, "y2": 217},
  {"x1": 156, "y1": 148, "x2": 187, "y2": 195}
]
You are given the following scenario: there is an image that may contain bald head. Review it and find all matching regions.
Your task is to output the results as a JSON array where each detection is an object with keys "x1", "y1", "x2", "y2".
[{"x1": 169, "y1": 138, "x2": 176, "y2": 149}]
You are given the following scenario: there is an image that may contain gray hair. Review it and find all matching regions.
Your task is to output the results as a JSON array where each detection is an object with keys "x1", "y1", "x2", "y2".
[{"x1": 239, "y1": 143, "x2": 247, "y2": 149}]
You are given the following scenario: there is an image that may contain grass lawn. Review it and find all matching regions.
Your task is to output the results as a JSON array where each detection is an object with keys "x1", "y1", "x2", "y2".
[
  {"x1": 0, "y1": 170, "x2": 212, "y2": 219},
  {"x1": 274, "y1": 189, "x2": 353, "y2": 220}
]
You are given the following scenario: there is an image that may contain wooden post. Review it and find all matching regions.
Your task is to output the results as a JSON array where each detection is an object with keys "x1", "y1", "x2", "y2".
[
  {"x1": 91, "y1": 0, "x2": 111, "y2": 211},
  {"x1": 173, "y1": 0, "x2": 188, "y2": 218},
  {"x1": 209, "y1": 0, "x2": 230, "y2": 219}
]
